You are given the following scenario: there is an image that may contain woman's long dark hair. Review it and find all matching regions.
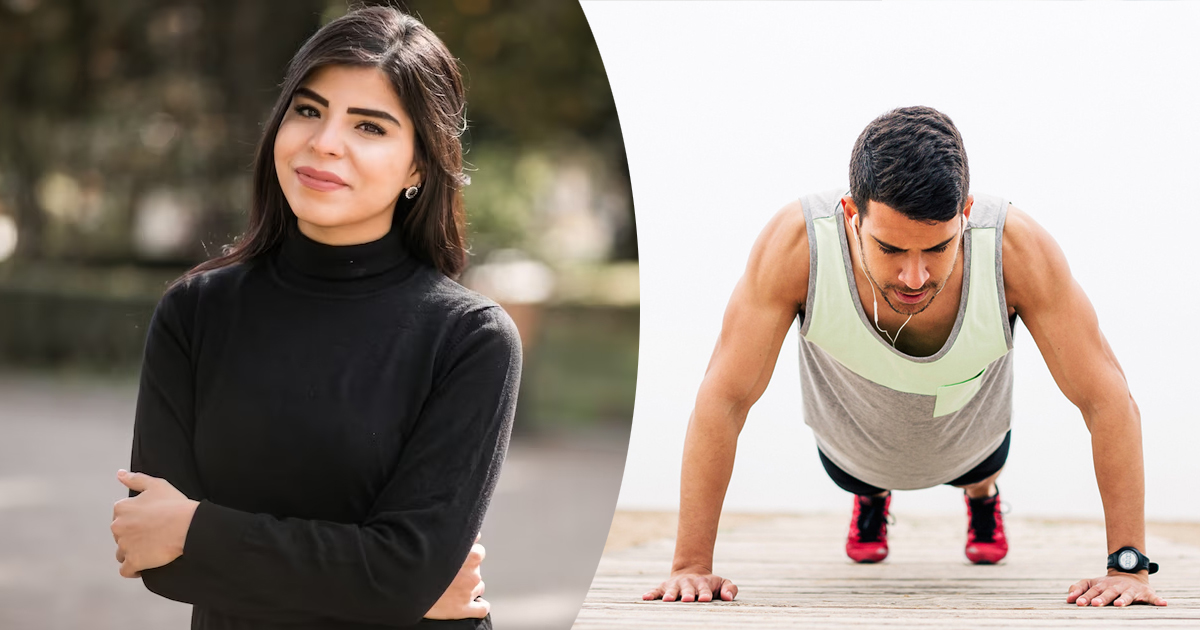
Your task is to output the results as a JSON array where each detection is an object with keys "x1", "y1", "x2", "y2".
[{"x1": 177, "y1": 5, "x2": 468, "y2": 285}]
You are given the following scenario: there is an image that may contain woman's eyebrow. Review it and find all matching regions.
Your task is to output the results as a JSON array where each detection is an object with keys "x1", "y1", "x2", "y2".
[
  {"x1": 294, "y1": 87, "x2": 400, "y2": 126},
  {"x1": 346, "y1": 107, "x2": 400, "y2": 126},
  {"x1": 294, "y1": 87, "x2": 328, "y2": 106}
]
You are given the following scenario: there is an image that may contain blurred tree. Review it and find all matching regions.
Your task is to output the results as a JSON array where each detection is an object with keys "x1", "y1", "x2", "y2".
[
  {"x1": 399, "y1": 0, "x2": 624, "y2": 148},
  {"x1": 0, "y1": 0, "x2": 635, "y2": 265}
]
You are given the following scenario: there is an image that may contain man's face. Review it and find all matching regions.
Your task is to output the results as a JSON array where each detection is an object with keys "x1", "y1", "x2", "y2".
[{"x1": 846, "y1": 198, "x2": 971, "y2": 316}]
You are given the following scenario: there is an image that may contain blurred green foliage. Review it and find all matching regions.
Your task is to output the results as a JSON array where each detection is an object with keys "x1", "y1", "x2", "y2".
[
  {"x1": 0, "y1": 277, "x2": 638, "y2": 427},
  {"x1": 0, "y1": 0, "x2": 634, "y2": 264},
  {"x1": 398, "y1": 0, "x2": 625, "y2": 149},
  {"x1": 0, "y1": 0, "x2": 638, "y2": 428},
  {"x1": 522, "y1": 305, "x2": 639, "y2": 427}
]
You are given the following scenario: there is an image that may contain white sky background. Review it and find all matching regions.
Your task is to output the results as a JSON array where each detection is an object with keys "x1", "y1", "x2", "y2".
[{"x1": 581, "y1": 1, "x2": 1200, "y2": 521}]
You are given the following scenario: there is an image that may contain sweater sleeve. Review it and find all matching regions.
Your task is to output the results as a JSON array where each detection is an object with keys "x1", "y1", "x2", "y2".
[
  {"x1": 129, "y1": 282, "x2": 206, "y2": 501},
  {"x1": 130, "y1": 282, "x2": 288, "y2": 616},
  {"x1": 136, "y1": 300, "x2": 521, "y2": 626}
]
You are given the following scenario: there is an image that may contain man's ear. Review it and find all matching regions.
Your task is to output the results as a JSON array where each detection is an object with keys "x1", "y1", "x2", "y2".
[
  {"x1": 841, "y1": 196, "x2": 860, "y2": 229},
  {"x1": 961, "y1": 195, "x2": 974, "y2": 224}
]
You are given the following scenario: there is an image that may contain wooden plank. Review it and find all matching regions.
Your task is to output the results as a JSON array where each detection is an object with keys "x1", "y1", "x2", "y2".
[{"x1": 575, "y1": 513, "x2": 1200, "y2": 628}]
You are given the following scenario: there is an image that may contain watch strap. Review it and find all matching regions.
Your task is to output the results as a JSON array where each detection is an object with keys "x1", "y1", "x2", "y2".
[{"x1": 1106, "y1": 546, "x2": 1159, "y2": 575}]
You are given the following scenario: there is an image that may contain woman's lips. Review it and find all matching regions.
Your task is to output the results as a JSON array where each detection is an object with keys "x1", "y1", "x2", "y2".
[
  {"x1": 894, "y1": 289, "x2": 928, "y2": 304},
  {"x1": 295, "y1": 167, "x2": 347, "y2": 192}
]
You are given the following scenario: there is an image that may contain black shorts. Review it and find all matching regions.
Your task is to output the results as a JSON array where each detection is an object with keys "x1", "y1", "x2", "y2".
[{"x1": 818, "y1": 430, "x2": 1011, "y2": 496}]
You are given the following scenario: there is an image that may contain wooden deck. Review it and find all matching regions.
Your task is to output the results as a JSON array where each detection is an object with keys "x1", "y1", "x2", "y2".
[{"x1": 576, "y1": 512, "x2": 1200, "y2": 628}]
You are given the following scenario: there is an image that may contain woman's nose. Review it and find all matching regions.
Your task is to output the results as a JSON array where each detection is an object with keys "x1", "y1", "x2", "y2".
[{"x1": 309, "y1": 122, "x2": 344, "y2": 157}]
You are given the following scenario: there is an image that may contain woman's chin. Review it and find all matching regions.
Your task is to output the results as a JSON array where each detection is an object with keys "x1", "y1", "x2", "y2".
[{"x1": 294, "y1": 212, "x2": 394, "y2": 245}]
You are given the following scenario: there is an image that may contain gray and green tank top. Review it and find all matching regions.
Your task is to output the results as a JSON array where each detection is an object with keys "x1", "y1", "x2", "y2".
[{"x1": 797, "y1": 189, "x2": 1015, "y2": 491}]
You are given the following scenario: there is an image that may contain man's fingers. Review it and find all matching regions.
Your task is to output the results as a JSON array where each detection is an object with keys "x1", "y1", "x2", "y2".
[
  {"x1": 471, "y1": 580, "x2": 485, "y2": 600},
  {"x1": 1076, "y1": 585, "x2": 1102, "y2": 606},
  {"x1": 1133, "y1": 587, "x2": 1169, "y2": 607},
  {"x1": 470, "y1": 543, "x2": 485, "y2": 565},
  {"x1": 650, "y1": 575, "x2": 735, "y2": 603},
  {"x1": 1068, "y1": 576, "x2": 1167, "y2": 608},
  {"x1": 1066, "y1": 579, "x2": 1090, "y2": 603},
  {"x1": 642, "y1": 586, "x2": 664, "y2": 601},
  {"x1": 1091, "y1": 588, "x2": 1121, "y2": 607}
]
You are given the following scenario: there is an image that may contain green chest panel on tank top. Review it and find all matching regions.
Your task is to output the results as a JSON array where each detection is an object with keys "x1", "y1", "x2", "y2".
[{"x1": 801, "y1": 205, "x2": 1010, "y2": 417}]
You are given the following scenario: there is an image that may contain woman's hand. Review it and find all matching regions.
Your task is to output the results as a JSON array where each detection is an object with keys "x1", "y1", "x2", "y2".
[
  {"x1": 424, "y1": 536, "x2": 489, "y2": 620},
  {"x1": 110, "y1": 469, "x2": 199, "y2": 578}
]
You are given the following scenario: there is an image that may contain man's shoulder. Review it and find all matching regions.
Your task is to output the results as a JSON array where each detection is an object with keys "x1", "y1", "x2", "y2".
[
  {"x1": 743, "y1": 197, "x2": 812, "y2": 308},
  {"x1": 754, "y1": 188, "x2": 850, "y2": 254},
  {"x1": 1000, "y1": 205, "x2": 1070, "y2": 313},
  {"x1": 1000, "y1": 205, "x2": 1052, "y2": 269}
]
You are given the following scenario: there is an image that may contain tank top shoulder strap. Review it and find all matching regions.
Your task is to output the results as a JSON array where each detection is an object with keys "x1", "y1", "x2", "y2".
[{"x1": 967, "y1": 193, "x2": 1008, "y2": 230}]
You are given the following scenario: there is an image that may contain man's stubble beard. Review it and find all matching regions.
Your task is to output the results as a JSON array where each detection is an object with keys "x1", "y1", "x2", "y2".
[{"x1": 862, "y1": 240, "x2": 963, "y2": 317}]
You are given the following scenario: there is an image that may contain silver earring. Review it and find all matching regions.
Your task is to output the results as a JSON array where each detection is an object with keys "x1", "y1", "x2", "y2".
[{"x1": 404, "y1": 184, "x2": 420, "y2": 199}]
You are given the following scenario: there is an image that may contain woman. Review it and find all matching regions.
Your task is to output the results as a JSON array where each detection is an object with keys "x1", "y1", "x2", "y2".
[{"x1": 108, "y1": 7, "x2": 520, "y2": 629}]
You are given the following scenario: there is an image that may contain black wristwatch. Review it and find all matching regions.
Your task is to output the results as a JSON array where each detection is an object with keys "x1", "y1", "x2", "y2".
[{"x1": 1106, "y1": 546, "x2": 1158, "y2": 574}]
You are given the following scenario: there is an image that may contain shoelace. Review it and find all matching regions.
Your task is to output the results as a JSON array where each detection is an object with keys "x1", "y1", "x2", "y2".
[
  {"x1": 968, "y1": 495, "x2": 1000, "y2": 542},
  {"x1": 856, "y1": 496, "x2": 889, "y2": 543}
]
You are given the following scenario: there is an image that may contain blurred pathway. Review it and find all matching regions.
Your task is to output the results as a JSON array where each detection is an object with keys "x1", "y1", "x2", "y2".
[
  {"x1": 578, "y1": 512, "x2": 1200, "y2": 628},
  {"x1": 0, "y1": 372, "x2": 627, "y2": 630}
]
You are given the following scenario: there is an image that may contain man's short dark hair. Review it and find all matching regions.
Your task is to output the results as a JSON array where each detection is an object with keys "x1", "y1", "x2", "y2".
[{"x1": 849, "y1": 106, "x2": 969, "y2": 224}]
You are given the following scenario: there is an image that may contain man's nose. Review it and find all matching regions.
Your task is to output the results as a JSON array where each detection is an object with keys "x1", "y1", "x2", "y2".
[{"x1": 898, "y1": 255, "x2": 929, "y2": 290}]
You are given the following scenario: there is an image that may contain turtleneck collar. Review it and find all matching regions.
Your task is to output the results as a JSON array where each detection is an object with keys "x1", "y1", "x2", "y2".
[{"x1": 273, "y1": 221, "x2": 418, "y2": 295}]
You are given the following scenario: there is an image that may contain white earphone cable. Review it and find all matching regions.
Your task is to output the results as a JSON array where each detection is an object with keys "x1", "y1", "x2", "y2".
[{"x1": 851, "y1": 214, "x2": 964, "y2": 348}]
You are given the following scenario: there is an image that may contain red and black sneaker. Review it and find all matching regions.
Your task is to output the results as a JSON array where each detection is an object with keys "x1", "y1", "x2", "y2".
[
  {"x1": 846, "y1": 492, "x2": 891, "y2": 563},
  {"x1": 964, "y1": 489, "x2": 1008, "y2": 564}
]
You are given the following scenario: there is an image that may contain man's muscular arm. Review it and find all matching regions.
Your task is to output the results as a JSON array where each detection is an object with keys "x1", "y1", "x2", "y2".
[
  {"x1": 1003, "y1": 207, "x2": 1166, "y2": 608},
  {"x1": 643, "y1": 201, "x2": 810, "y2": 603}
]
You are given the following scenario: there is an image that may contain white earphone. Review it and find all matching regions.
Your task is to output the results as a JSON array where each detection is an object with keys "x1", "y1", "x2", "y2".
[{"x1": 849, "y1": 211, "x2": 966, "y2": 348}]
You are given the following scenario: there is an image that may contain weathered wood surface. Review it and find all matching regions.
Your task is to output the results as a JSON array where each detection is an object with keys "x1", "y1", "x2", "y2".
[{"x1": 576, "y1": 513, "x2": 1200, "y2": 628}]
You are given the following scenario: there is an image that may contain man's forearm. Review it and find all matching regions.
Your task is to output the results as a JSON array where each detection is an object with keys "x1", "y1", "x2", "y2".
[
  {"x1": 672, "y1": 405, "x2": 744, "y2": 572},
  {"x1": 1086, "y1": 397, "x2": 1146, "y2": 555}
]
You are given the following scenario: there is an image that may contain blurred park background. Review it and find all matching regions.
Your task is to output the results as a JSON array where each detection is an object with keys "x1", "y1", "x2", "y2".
[{"x1": 0, "y1": 1, "x2": 636, "y2": 629}]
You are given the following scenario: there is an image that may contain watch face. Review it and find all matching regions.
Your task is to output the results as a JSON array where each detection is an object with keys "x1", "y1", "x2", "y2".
[{"x1": 1118, "y1": 550, "x2": 1138, "y2": 571}]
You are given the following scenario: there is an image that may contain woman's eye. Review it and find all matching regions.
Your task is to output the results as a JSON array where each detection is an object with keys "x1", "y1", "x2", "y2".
[
  {"x1": 358, "y1": 122, "x2": 385, "y2": 136},
  {"x1": 293, "y1": 104, "x2": 319, "y2": 117}
]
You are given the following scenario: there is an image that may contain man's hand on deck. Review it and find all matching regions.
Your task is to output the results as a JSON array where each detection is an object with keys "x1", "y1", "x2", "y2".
[
  {"x1": 643, "y1": 567, "x2": 737, "y2": 602},
  {"x1": 1067, "y1": 572, "x2": 1167, "y2": 607}
]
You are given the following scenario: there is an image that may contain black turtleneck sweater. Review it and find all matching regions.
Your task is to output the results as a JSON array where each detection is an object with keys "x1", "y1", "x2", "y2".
[{"x1": 128, "y1": 224, "x2": 520, "y2": 629}]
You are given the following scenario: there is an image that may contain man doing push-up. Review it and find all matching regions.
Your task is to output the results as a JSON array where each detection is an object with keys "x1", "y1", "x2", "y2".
[{"x1": 645, "y1": 106, "x2": 1165, "y2": 609}]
